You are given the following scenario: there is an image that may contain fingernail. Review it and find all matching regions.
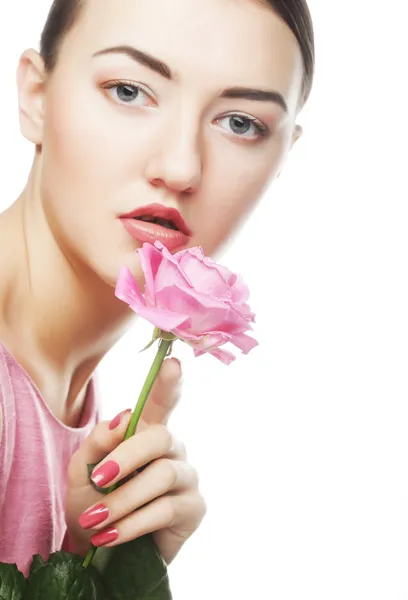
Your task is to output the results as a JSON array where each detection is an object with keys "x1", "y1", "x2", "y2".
[
  {"x1": 91, "y1": 527, "x2": 119, "y2": 547},
  {"x1": 109, "y1": 409, "x2": 132, "y2": 430},
  {"x1": 172, "y1": 357, "x2": 183, "y2": 374},
  {"x1": 78, "y1": 504, "x2": 109, "y2": 529},
  {"x1": 91, "y1": 460, "x2": 120, "y2": 486}
]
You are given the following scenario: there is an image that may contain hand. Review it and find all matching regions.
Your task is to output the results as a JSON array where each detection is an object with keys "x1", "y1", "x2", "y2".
[{"x1": 64, "y1": 358, "x2": 207, "y2": 565}]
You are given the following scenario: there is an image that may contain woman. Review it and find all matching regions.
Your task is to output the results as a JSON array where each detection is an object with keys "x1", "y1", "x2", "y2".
[{"x1": 0, "y1": 0, "x2": 314, "y2": 577}]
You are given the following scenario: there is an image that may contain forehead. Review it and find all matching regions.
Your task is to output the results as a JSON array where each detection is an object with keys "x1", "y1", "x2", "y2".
[{"x1": 68, "y1": 0, "x2": 303, "y2": 110}]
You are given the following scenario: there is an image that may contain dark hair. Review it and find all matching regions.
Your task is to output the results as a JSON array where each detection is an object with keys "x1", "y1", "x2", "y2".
[{"x1": 40, "y1": 0, "x2": 315, "y2": 108}]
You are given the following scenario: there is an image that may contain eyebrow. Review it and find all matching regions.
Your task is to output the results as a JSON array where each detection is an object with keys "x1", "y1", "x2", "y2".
[{"x1": 92, "y1": 45, "x2": 288, "y2": 113}]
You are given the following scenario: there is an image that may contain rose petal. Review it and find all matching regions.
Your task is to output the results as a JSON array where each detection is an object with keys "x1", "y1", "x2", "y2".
[
  {"x1": 155, "y1": 285, "x2": 230, "y2": 333},
  {"x1": 230, "y1": 301, "x2": 256, "y2": 323},
  {"x1": 194, "y1": 346, "x2": 236, "y2": 365},
  {"x1": 115, "y1": 266, "x2": 190, "y2": 331},
  {"x1": 219, "y1": 308, "x2": 255, "y2": 335},
  {"x1": 155, "y1": 255, "x2": 194, "y2": 292},
  {"x1": 116, "y1": 243, "x2": 257, "y2": 365},
  {"x1": 207, "y1": 259, "x2": 238, "y2": 288},
  {"x1": 179, "y1": 245, "x2": 205, "y2": 261},
  {"x1": 115, "y1": 266, "x2": 146, "y2": 308},
  {"x1": 155, "y1": 241, "x2": 193, "y2": 272},
  {"x1": 128, "y1": 304, "x2": 190, "y2": 331},
  {"x1": 230, "y1": 332, "x2": 259, "y2": 354},
  {"x1": 138, "y1": 243, "x2": 165, "y2": 305},
  {"x1": 171, "y1": 329, "x2": 203, "y2": 342},
  {"x1": 231, "y1": 273, "x2": 250, "y2": 303},
  {"x1": 208, "y1": 347, "x2": 236, "y2": 364},
  {"x1": 188, "y1": 331, "x2": 231, "y2": 352},
  {"x1": 178, "y1": 251, "x2": 232, "y2": 300},
  {"x1": 151, "y1": 242, "x2": 195, "y2": 291}
]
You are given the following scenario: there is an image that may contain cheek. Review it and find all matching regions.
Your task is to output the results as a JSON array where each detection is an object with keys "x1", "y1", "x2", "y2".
[
  {"x1": 37, "y1": 84, "x2": 142, "y2": 279},
  {"x1": 39, "y1": 82, "x2": 136, "y2": 241},
  {"x1": 41, "y1": 85, "x2": 123, "y2": 196},
  {"x1": 39, "y1": 106, "x2": 104, "y2": 253},
  {"x1": 196, "y1": 136, "x2": 288, "y2": 254}
]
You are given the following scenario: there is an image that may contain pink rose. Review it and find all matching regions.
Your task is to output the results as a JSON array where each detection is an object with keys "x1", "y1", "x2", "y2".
[{"x1": 115, "y1": 241, "x2": 258, "y2": 364}]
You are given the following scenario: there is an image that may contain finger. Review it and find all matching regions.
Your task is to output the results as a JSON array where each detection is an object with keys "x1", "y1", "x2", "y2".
[
  {"x1": 90, "y1": 491, "x2": 207, "y2": 551},
  {"x1": 88, "y1": 424, "x2": 187, "y2": 490},
  {"x1": 141, "y1": 358, "x2": 182, "y2": 426},
  {"x1": 152, "y1": 492, "x2": 208, "y2": 564},
  {"x1": 67, "y1": 409, "x2": 134, "y2": 488},
  {"x1": 79, "y1": 459, "x2": 198, "y2": 532}
]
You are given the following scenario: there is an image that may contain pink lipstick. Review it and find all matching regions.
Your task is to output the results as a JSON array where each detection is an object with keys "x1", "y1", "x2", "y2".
[{"x1": 119, "y1": 203, "x2": 192, "y2": 251}]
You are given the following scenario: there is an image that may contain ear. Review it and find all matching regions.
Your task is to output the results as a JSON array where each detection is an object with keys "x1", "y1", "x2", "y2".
[
  {"x1": 16, "y1": 49, "x2": 47, "y2": 146},
  {"x1": 291, "y1": 123, "x2": 303, "y2": 147},
  {"x1": 276, "y1": 123, "x2": 304, "y2": 178}
]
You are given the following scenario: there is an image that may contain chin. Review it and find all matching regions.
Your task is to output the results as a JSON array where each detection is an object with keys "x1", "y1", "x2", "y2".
[
  {"x1": 83, "y1": 247, "x2": 141, "y2": 291},
  {"x1": 114, "y1": 249, "x2": 144, "y2": 285}
]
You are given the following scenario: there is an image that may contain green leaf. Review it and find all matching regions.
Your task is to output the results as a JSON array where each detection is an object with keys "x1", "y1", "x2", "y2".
[
  {"x1": 142, "y1": 574, "x2": 172, "y2": 600},
  {"x1": 102, "y1": 534, "x2": 172, "y2": 600},
  {"x1": 25, "y1": 551, "x2": 106, "y2": 600},
  {"x1": 89, "y1": 546, "x2": 115, "y2": 576},
  {"x1": 0, "y1": 561, "x2": 26, "y2": 599},
  {"x1": 28, "y1": 555, "x2": 45, "y2": 578},
  {"x1": 139, "y1": 339, "x2": 157, "y2": 353}
]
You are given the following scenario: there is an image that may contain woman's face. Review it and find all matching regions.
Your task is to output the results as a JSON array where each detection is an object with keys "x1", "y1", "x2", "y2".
[{"x1": 21, "y1": 0, "x2": 303, "y2": 286}]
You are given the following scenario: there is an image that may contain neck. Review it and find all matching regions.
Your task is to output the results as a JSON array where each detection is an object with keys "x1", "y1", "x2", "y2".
[{"x1": 0, "y1": 166, "x2": 137, "y2": 422}]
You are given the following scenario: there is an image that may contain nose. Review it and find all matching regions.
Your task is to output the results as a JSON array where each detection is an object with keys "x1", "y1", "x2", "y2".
[{"x1": 144, "y1": 121, "x2": 202, "y2": 196}]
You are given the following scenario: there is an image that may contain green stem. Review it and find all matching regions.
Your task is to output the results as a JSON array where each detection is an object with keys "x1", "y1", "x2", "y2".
[{"x1": 82, "y1": 337, "x2": 173, "y2": 570}]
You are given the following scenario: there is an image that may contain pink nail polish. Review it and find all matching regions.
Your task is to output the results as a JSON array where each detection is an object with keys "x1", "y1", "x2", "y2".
[
  {"x1": 109, "y1": 409, "x2": 132, "y2": 430},
  {"x1": 78, "y1": 504, "x2": 109, "y2": 529},
  {"x1": 91, "y1": 527, "x2": 119, "y2": 547},
  {"x1": 91, "y1": 460, "x2": 120, "y2": 487}
]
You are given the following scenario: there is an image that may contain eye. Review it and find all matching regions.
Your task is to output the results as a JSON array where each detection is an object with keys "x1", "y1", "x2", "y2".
[
  {"x1": 216, "y1": 114, "x2": 269, "y2": 140},
  {"x1": 102, "y1": 80, "x2": 155, "y2": 107}
]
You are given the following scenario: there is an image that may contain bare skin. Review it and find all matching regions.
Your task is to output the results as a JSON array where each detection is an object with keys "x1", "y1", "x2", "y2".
[{"x1": 0, "y1": 0, "x2": 304, "y2": 558}]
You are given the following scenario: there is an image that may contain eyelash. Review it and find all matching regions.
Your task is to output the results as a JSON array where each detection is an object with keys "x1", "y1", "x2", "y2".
[{"x1": 102, "y1": 79, "x2": 270, "y2": 141}]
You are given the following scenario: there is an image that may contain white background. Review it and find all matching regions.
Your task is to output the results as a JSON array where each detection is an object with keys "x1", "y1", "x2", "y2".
[{"x1": 1, "y1": 1, "x2": 408, "y2": 597}]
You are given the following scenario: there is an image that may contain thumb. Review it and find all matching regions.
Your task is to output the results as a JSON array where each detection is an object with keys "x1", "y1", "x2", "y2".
[{"x1": 140, "y1": 357, "x2": 183, "y2": 426}]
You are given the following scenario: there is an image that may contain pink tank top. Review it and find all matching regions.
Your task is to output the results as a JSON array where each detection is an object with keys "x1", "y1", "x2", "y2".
[{"x1": 0, "y1": 341, "x2": 100, "y2": 576}]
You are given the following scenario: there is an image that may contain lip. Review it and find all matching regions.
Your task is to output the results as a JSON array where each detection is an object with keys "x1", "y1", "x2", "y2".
[
  {"x1": 119, "y1": 203, "x2": 192, "y2": 252},
  {"x1": 119, "y1": 203, "x2": 192, "y2": 236}
]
